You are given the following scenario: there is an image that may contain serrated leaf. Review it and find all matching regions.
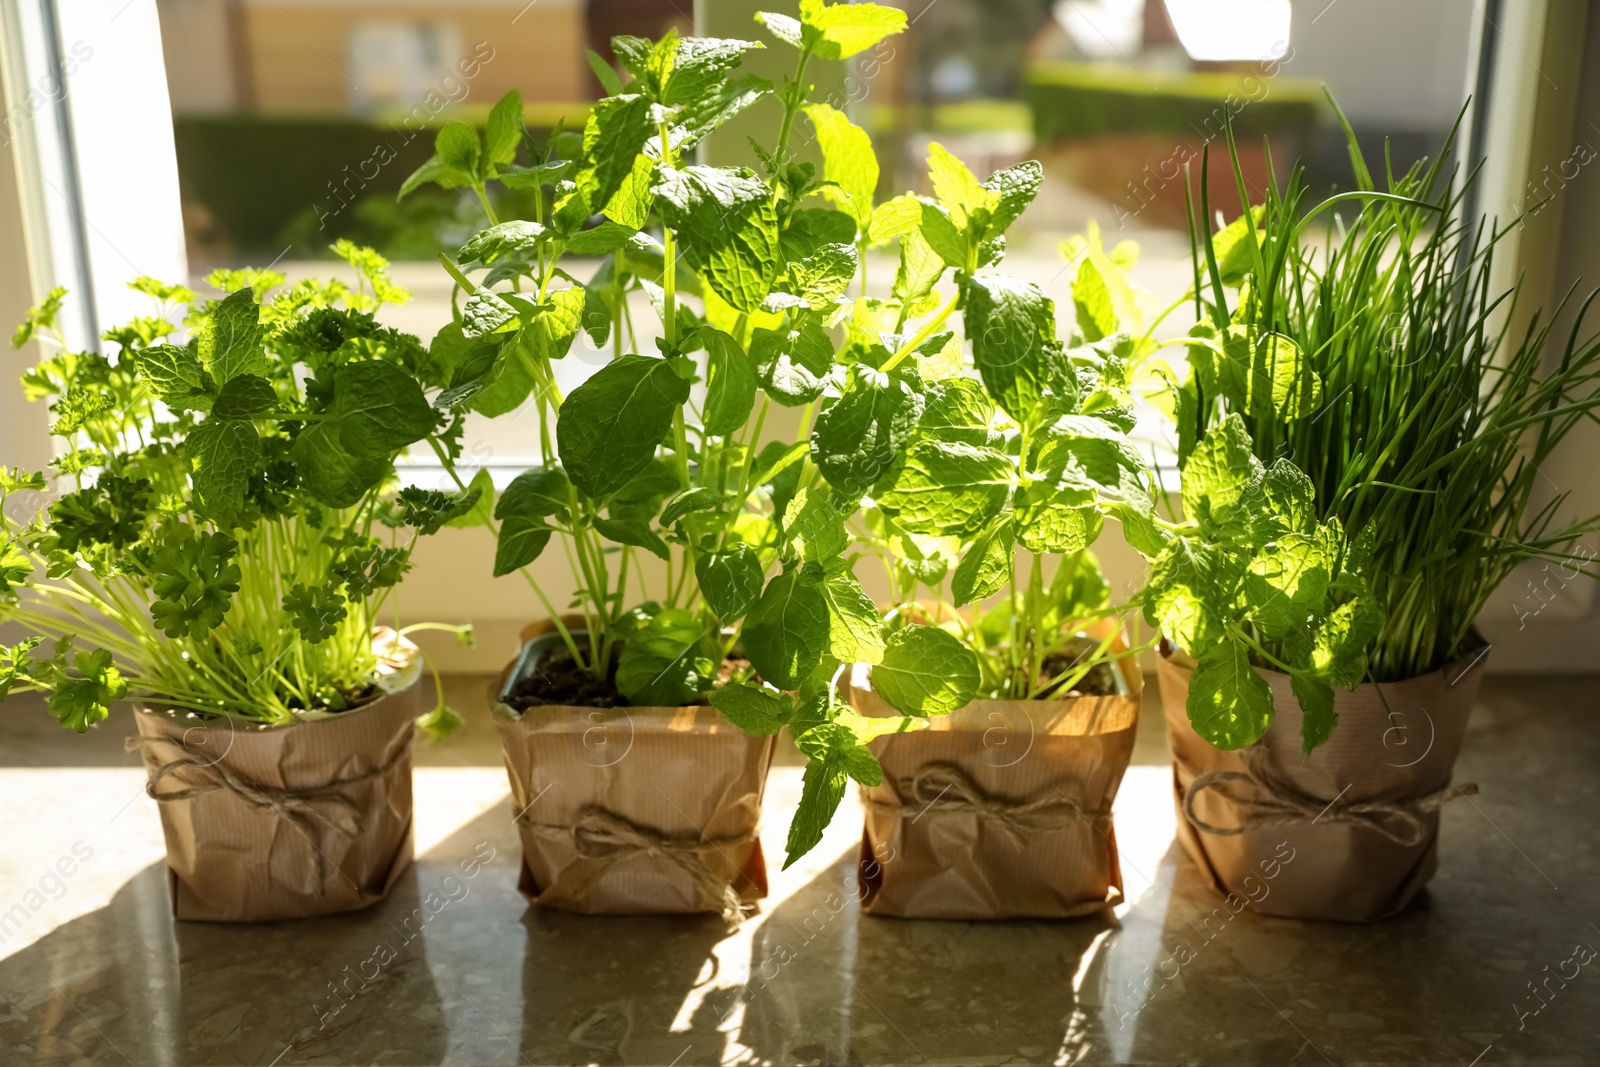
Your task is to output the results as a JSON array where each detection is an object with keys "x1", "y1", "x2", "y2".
[
  {"x1": 950, "y1": 515, "x2": 1013, "y2": 606},
  {"x1": 785, "y1": 755, "x2": 849, "y2": 868},
  {"x1": 185, "y1": 419, "x2": 258, "y2": 528},
  {"x1": 798, "y1": 0, "x2": 907, "y2": 59},
  {"x1": 803, "y1": 102, "x2": 877, "y2": 226},
  {"x1": 1187, "y1": 637, "x2": 1275, "y2": 749},
  {"x1": 810, "y1": 366, "x2": 923, "y2": 498},
  {"x1": 459, "y1": 221, "x2": 545, "y2": 267},
  {"x1": 557, "y1": 355, "x2": 691, "y2": 499},
  {"x1": 751, "y1": 313, "x2": 833, "y2": 405},
  {"x1": 135, "y1": 343, "x2": 213, "y2": 411},
  {"x1": 593, "y1": 515, "x2": 670, "y2": 560},
  {"x1": 695, "y1": 543, "x2": 765, "y2": 622},
  {"x1": 1181, "y1": 413, "x2": 1263, "y2": 526},
  {"x1": 485, "y1": 90, "x2": 524, "y2": 167},
  {"x1": 334, "y1": 361, "x2": 436, "y2": 455},
  {"x1": 784, "y1": 490, "x2": 849, "y2": 562},
  {"x1": 743, "y1": 568, "x2": 830, "y2": 689},
  {"x1": 918, "y1": 377, "x2": 991, "y2": 446},
  {"x1": 655, "y1": 165, "x2": 781, "y2": 313},
  {"x1": 709, "y1": 682, "x2": 792, "y2": 735},
  {"x1": 700, "y1": 327, "x2": 757, "y2": 436},
  {"x1": 292, "y1": 422, "x2": 389, "y2": 508},
  {"x1": 822, "y1": 571, "x2": 885, "y2": 664},
  {"x1": 1242, "y1": 533, "x2": 1331, "y2": 640},
  {"x1": 199, "y1": 289, "x2": 264, "y2": 384},
  {"x1": 1291, "y1": 672, "x2": 1337, "y2": 755},
  {"x1": 926, "y1": 141, "x2": 996, "y2": 230},
  {"x1": 436, "y1": 121, "x2": 482, "y2": 178},
  {"x1": 872, "y1": 624, "x2": 979, "y2": 715},
  {"x1": 874, "y1": 440, "x2": 1011, "y2": 538},
  {"x1": 962, "y1": 273, "x2": 1062, "y2": 425},
  {"x1": 210, "y1": 373, "x2": 276, "y2": 420}
]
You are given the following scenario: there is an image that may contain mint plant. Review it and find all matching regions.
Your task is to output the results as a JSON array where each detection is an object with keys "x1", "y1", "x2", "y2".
[{"x1": 1, "y1": 245, "x2": 472, "y2": 732}]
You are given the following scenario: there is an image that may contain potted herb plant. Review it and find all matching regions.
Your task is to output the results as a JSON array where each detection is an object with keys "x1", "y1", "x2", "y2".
[
  {"x1": 406, "y1": 3, "x2": 935, "y2": 917},
  {"x1": 1, "y1": 247, "x2": 473, "y2": 921},
  {"x1": 1145, "y1": 103, "x2": 1600, "y2": 920}
]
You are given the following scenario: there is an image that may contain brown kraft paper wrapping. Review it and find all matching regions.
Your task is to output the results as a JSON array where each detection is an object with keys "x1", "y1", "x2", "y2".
[
  {"x1": 128, "y1": 659, "x2": 425, "y2": 923},
  {"x1": 1157, "y1": 642, "x2": 1486, "y2": 923},
  {"x1": 493, "y1": 620, "x2": 776, "y2": 919},
  {"x1": 848, "y1": 638, "x2": 1142, "y2": 920}
]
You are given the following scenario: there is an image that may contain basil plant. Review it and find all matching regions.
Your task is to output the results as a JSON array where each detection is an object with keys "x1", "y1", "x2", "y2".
[{"x1": 1, "y1": 246, "x2": 473, "y2": 733}]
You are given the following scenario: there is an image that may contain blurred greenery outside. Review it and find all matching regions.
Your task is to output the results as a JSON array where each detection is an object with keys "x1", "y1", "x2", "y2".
[{"x1": 179, "y1": 69, "x2": 1329, "y2": 263}]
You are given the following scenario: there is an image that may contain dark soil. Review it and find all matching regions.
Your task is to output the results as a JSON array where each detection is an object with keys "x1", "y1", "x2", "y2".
[
  {"x1": 1041, "y1": 635, "x2": 1121, "y2": 697},
  {"x1": 505, "y1": 647, "x2": 627, "y2": 710},
  {"x1": 504, "y1": 648, "x2": 757, "y2": 711}
]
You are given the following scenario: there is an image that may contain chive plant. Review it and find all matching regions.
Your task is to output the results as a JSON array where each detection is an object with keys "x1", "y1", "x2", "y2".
[
  {"x1": 1183, "y1": 99, "x2": 1600, "y2": 683},
  {"x1": 1, "y1": 248, "x2": 474, "y2": 731}
]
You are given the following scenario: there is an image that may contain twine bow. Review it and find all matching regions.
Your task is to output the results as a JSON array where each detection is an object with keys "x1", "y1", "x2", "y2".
[
  {"x1": 866, "y1": 762, "x2": 1110, "y2": 843},
  {"x1": 1182, "y1": 750, "x2": 1478, "y2": 847},
  {"x1": 522, "y1": 805, "x2": 754, "y2": 924},
  {"x1": 126, "y1": 726, "x2": 412, "y2": 893}
]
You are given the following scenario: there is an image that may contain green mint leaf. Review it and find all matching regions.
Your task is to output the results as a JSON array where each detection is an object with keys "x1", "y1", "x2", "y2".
[
  {"x1": 1073, "y1": 255, "x2": 1117, "y2": 342},
  {"x1": 459, "y1": 221, "x2": 546, "y2": 268},
  {"x1": 654, "y1": 165, "x2": 780, "y2": 313},
  {"x1": 743, "y1": 567, "x2": 830, "y2": 689},
  {"x1": 210, "y1": 373, "x2": 276, "y2": 420},
  {"x1": 291, "y1": 421, "x2": 390, "y2": 508},
  {"x1": 874, "y1": 440, "x2": 1012, "y2": 538},
  {"x1": 587, "y1": 48, "x2": 625, "y2": 95},
  {"x1": 185, "y1": 418, "x2": 259, "y2": 528},
  {"x1": 436, "y1": 121, "x2": 482, "y2": 179},
  {"x1": 493, "y1": 466, "x2": 569, "y2": 576},
  {"x1": 783, "y1": 490, "x2": 850, "y2": 563},
  {"x1": 199, "y1": 288, "x2": 265, "y2": 384},
  {"x1": 709, "y1": 681, "x2": 792, "y2": 735},
  {"x1": 593, "y1": 515, "x2": 671, "y2": 560},
  {"x1": 700, "y1": 327, "x2": 758, "y2": 436},
  {"x1": 134, "y1": 343, "x2": 214, "y2": 412},
  {"x1": 1310, "y1": 595, "x2": 1383, "y2": 688},
  {"x1": 918, "y1": 377, "x2": 993, "y2": 446},
  {"x1": 1258, "y1": 458, "x2": 1317, "y2": 538},
  {"x1": 810, "y1": 366, "x2": 924, "y2": 498},
  {"x1": 661, "y1": 36, "x2": 764, "y2": 106},
  {"x1": 1291, "y1": 672, "x2": 1338, "y2": 755},
  {"x1": 334, "y1": 361, "x2": 436, "y2": 455},
  {"x1": 873, "y1": 624, "x2": 979, "y2": 715},
  {"x1": 803, "y1": 102, "x2": 877, "y2": 226},
  {"x1": 563, "y1": 221, "x2": 638, "y2": 256},
  {"x1": 917, "y1": 199, "x2": 968, "y2": 269},
  {"x1": 1180, "y1": 412, "x2": 1264, "y2": 528},
  {"x1": 799, "y1": 0, "x2": 907, "y2": 60},
  {"x1": 461, "y1": 289, "x2": 521, "y2": 338},
  {"x1": 576, "y1": 93, "x2": 655, "y2": 217},
  {"x1": 518, "y1": 286, "x2": 586, "y2": 362},
  {"x1": 983, "y1": 160, "x2": 1043, "y2": 238},
  {"x1": 786, "y1": 242, "x2": 858, "y2": 310},
  {"x1": 1257, "y1": 332, "x2": 1323, "y2": 420},
  {"x1": 754, "y1": 10, "x2": 804, "y2": 48},
  {"x1": 1034, "y1": 413, "x2": 1146, "y2": 489},
  {"x1": 484, "y1": 90, "x2": 524, "y2": 168},
  {"x1": 785, "y1": 755, "x2": 849, "y2": 868},
  {"x1": 751, "y1": 313, "x2": 834, "y2": 405},
  {"x1": 951, "y1": 515, "x2": 1014, "y2": 606},
  {"x1": 962, "y1": 273, "x2": 1063, "y2": 426},
  {"x1": 695, "y1": 544, "x2": 766, "y2": 623},
  {"x1": 615, "y1": 607, "x2": 716, "y2": 707},
  {"x1": 926, "y1": 141, "x2": 996, "y2": 231},
  {"x1": 556, "y1": 355, "x2": 690, "y2": 499},
  {"x1": 1242, "y1": 533, "x2": 1331, "y2": 640},
  {"x1": 1142, "y1": 537, "x2": 1241, "y2": 652},
  {"x1": 781, "y1": 206, "x2": 859, "y2": 262},
  {"x1": 822, "y1": 570, "x2": 885, "y2": 665},
  {"x1": 1187, "y1": 636, "x2": 1275, "y2": 749},
  {"x1": 283, "y1": 583, "x2": 348, "y2": 642},
  {"x1": 602, "y1": 151, "x2": 656, "y2": 230}
]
